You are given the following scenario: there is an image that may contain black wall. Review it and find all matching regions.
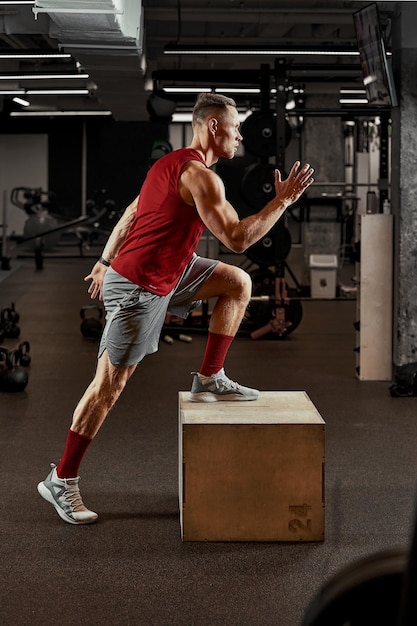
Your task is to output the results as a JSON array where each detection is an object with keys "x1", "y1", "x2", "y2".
[
  {"x1": 85, "y1": 118, "x2": 170, "y2": 215},
  {"x1": 0, "y1": 115, "x2": 170, "y2": 220}
]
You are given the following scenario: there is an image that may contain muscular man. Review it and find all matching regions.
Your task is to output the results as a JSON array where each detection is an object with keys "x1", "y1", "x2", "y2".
[{"x1": 37, "y1": 93, "x2": 314, "y2": 525}]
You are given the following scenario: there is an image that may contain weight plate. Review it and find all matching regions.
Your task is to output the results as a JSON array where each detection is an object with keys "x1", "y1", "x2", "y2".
[
  {"x1": 241, "y1": 162, "x2": 277, "y2": 210},
  {"x1": 241, "y1": 110, "x2": 292, "y2": 157},
  {"x1": 245, "y1": 222, "x2": 292, "y2": 265},
  {"x1": 301, "y1": 548, "x2": 408, "y2": 626}
]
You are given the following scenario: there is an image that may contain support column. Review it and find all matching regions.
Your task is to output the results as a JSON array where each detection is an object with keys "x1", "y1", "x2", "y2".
[{"x1": 391, "y1": 3, "x2": 417, "y2": 366}]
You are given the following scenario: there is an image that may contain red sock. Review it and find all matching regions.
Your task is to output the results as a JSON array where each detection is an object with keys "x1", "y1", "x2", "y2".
[
  {"x1": 199, "y1": 331, "x2": 234, "y2": 377},
  {"x1": 56, "y1": 429, "x2": 92, "y2": 478}
]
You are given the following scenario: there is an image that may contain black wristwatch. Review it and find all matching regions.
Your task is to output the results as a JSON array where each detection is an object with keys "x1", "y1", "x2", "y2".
[{"x1": 99, "y1": 256, "x2": 111, "y2": 267}]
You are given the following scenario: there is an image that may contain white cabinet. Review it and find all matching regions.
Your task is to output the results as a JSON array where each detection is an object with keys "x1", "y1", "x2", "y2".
[{"x1": 356, "y1": 214, "x2": 393, "y2": 380}]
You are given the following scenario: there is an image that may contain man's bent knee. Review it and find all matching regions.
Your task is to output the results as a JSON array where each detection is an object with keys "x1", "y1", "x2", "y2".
[
  {"x1": 229, "y1": 266, "x2": 252, "y2": 302},
  {"x1": 194, "y1": 262, "x2": 252, "y2": 304}
]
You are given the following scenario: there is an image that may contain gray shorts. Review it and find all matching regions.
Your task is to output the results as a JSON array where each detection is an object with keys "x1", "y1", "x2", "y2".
[{"x1": 98, "y1": 254, "x2": 219, "y2": 367}]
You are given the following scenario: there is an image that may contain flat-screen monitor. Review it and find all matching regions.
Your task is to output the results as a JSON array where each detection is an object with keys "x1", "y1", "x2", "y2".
[{"x1": 353, "y1": 3, "x2": 398, "y2": 107}]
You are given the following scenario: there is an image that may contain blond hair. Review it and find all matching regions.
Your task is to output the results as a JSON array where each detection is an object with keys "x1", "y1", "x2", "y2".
[{"x1": 192, "y1": 92, "x2": 237, "y2": 126}]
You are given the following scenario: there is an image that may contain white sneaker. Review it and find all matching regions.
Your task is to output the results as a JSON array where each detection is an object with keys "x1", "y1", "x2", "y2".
[
  {"x1": 37, "y1": 463, "x2": 98, "y2": 525},
  {"x1": 189, "y1": 368, "x2": 259, "y2": 402}
]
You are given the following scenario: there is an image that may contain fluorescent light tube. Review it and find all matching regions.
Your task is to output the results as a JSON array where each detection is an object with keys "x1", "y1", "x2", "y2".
[{"x1": 10, "y1": 110, "x2": 112, "y2": 117}]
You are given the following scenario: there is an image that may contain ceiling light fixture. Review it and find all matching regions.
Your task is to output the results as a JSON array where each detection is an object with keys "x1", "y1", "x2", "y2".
[
  {"x1": 10, "y1": 110, "x2": 112, "y2": 117},
  {"x1": 0, "y1": 89, "x2": 89, "y2": 95},
  {"x1": 12, "y1": 96, "x2": 30, "y2": 107},
  {"x1": 164, "y1": 44, "x2": 360, "y2": 57},
  {"x1": 162, "y1": 86, "x2": 262, "y2": 95},
  {"x1": 162, "y1": 87, "x2": 211, "y2": 94},
  {"x1": 215, "y1": 87, "x2": 261, "y2": 94},
  {"x1": 26, "y1": 89, "x2": 90, "y2": 95},
  {"x1": 0, "y1": 73, "x2": 89, "y2": 80},
  {"x1": 339, "y1": 98, "x2": 369, "y2": 104},
  {"x1": 0, "y1": 52, "x2": 72, "y2": 59}
]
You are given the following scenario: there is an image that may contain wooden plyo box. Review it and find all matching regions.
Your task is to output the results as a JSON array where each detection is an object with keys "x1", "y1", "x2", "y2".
[{"x1": 179, "y1": 391, "x2": 325, "y2": 542}]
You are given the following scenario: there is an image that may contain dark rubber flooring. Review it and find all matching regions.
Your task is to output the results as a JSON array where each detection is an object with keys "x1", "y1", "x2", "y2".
[{"x1": 1, "y1": 257, "x2": 417, "y2": 626}]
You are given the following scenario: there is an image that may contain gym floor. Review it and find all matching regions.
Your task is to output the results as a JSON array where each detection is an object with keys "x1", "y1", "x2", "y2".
[{"x1": 1, "y1": 256, "x2": 417, "y2": 626}]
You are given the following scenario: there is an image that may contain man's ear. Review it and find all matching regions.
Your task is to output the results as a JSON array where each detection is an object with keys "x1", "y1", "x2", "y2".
[{"x1": 208, "y1": 117, "x2": 218, "y2": 135}]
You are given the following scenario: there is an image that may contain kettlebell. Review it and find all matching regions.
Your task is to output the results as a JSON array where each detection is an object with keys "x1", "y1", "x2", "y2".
[
  {"x1": 80, "y1": 305, "x2": 103, "y2": 340},
  {"x1": 1, "y1": 307, "x2": 21, "y2": 339},
  {"x1": 0, "y1": 348, "x2": 29, "y2": 392},
  {"x1": 18, "y1": 341, "x2": 31, "y2": 367}
]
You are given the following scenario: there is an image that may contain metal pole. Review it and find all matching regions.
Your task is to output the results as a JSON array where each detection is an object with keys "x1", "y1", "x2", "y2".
[
  {"x1": 1, "y1": 189, "x2": 9, "y2": 269},
  {"x1": 81, "y1": 120, "x2": 87, "y2": 217}
]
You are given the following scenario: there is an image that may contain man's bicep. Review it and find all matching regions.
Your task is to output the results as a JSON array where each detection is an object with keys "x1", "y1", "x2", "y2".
[{"x1": 191, "y1": 170, "x2": 239, "y2": 234}]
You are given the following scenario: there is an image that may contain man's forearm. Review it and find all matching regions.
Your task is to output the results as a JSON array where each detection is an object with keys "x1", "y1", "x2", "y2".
[{"x1": 100, "y1": 196, "x2": 138, "y2": 263}]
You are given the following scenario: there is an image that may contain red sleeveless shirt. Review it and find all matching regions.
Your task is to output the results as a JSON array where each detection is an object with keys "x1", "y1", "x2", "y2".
[{"x1": 111, "y1": 148, "x2": 207, "y2": 295}]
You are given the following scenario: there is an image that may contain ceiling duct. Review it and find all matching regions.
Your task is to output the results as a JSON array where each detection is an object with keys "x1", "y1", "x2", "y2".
[{"x1": 32, "y1": 0, "x2": 146, "y2": 120}]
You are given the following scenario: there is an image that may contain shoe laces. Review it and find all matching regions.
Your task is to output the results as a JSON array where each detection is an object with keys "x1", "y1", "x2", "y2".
[
  {"x1": 62, "y1": 481, "x2": 86, "y2": 512},
  {"x1": 214, "y1": 372, "x2": 240, "y2": 391}
]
